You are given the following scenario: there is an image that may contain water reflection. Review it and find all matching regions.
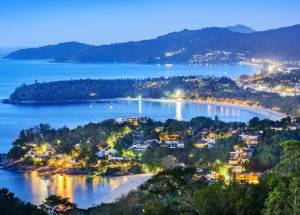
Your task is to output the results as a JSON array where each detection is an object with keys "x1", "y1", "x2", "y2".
[
  {"x1": 0, "y1": 170, "x2": 151, "y2": 208},
  {"x1": 138, "y1": 97, "x2": 142, "y2": 115},
  {"x1": 174, "y1": 101, "x2": 182, "y2": 121}
]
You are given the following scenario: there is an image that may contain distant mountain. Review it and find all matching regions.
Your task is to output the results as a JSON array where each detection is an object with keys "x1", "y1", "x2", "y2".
[
  {"x1": 226, "y1": 24, "x2": 255, "y2": 33},
  {"x1": 5, "y1": 24, "x2": 300, "y2": 64},
  {"x1": 5, "y1": 42, "x2": 94, "y2": 61},
  {"x1": 0, "y1": 47, "x2": 20, "y2": 58}
]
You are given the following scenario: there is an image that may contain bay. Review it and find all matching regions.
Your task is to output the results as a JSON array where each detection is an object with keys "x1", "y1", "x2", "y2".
[{"x1": 0, "y1": 59, "x2": 265, "y2": 153}]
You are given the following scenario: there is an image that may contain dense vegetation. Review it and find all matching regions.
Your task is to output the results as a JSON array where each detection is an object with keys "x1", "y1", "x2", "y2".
[
  {"x1": 5, "y1": 24, "x2": 300, "y2": 63},
  {"x1": 4, "y1": 76, "x2": 300, "y2": 116}
]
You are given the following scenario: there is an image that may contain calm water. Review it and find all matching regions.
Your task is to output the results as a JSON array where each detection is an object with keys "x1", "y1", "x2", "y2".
[
  {"x1": 0, "y1": 59, "x2": 273, "y2": 207},
  {"x1": 0, "y1": 169, "x2": 151, "y2": 208}
]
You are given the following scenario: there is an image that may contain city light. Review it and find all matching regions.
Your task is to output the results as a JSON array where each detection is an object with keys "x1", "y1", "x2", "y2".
[{"x1": 175, "y1": 89, "x2": 184, "y2": 100}]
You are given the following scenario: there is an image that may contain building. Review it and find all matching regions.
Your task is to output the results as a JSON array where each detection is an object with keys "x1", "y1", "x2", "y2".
[
  {"x1": 130, "y1": 143, "x2": 150, "y2": 152},
  {"x1": 235, "y1": 172, "x2": 261, "y2": 184},
  {"x1": 108, "y1": 156, "x2": 130, "y2": 162},
  {"x1": 105, "y1": 148, "x2": 118, "y2": 156},
  {"x1": 97, "y1": 150, "x2": 106, "y2": 158},
  {"x1": 194, "y1": 140, "x2": 208, "y2": 148},
  {"x1": 239, "y1": 133, "x2": 260, "y2": 145},
  {"x1": 159, "y1": 132, "x2": 180, "y2": 141},
  {"x1": 162, "y1": 141, "x2": 185, "y2": 149},
  {"x1": 154, "y1": 127, "x2": 164, "y2": 133},
  {"x1": 116, "y1": 117, "x2": 140, "y2": 126}
]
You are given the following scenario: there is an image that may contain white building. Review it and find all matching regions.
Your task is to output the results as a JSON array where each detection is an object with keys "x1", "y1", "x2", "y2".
[{"x1": 162, "y1": 141, "x2": 185, "y2": 149}]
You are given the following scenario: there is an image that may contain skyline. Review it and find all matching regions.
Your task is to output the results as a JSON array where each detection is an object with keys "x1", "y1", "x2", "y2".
[{"x1": 1, "y1": 0, "x2": 300, "y2": 47}]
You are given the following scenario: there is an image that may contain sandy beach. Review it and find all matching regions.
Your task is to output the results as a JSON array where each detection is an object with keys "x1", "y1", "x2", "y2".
[
  {"x1": 100, "y1": 174, "x2": 153, "y2": 204},
  {"x1": 120, "y1": 97, "x2": 286, "y2": 121}
]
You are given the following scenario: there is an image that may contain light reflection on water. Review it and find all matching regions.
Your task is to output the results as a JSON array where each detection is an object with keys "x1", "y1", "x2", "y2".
[{"x1": 0, "y1": 169, "x2": 151, "y2": 208}]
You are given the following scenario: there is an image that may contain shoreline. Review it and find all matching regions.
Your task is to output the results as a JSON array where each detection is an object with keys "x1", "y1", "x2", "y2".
[
  {"x1": 125, "y1": 98, "x2": 286, "y2": 120},
  {"x1": 0, "y1": 167, "x2": 153, "y2": 208},
  {"x1": 2, "y1": 97, "x2": 286, "y2": 120},
  {"x1": 0, "y1": 162, "x2": 151, "y2": 178}
]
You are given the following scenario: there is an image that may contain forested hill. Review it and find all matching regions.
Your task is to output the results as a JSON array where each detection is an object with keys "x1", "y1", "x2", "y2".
[
  {"x1": 4, "y1": 77, "x2": 240, "y2": 103},
  {"x1": 5, "y1": 24, "x2": 300, "y2": 64}
]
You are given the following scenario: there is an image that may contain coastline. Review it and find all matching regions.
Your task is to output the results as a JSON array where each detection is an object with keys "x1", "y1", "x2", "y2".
[
  {"x1": 100, "y1": 173, "x2": 153, "y2": 204},
  {"x1": 125, "y1": 98, "x2": 286, "y2": 120},
  {"x1": 3, "y1": 97, "x2": 286, "y2": 120},
  {"x1": 0, "y1": 161, "x2": 149, "y2": 177},
  {"x1": 0, "y1": 167, "x2": 153, "y2": 208}
]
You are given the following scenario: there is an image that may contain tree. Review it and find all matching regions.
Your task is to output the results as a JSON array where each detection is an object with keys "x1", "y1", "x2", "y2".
[
  {"x1": 40, "y1": 195, "x2": 77, "y2": 215},
  {"x1": 143, "y1": 200, "x2": 167, "y2": 215},
  {"x1": 248, "y1": 117, "x2": 260, "y2": 128},
  {"x1": 263, "y1": 140, "x2": 300, "y2": 215},
  {"x1": 0, "y1": 188, "x2": 44, "y2": 215},
  {"x1": 162, "y1": 155, "x2": 178, "y2": 170}
]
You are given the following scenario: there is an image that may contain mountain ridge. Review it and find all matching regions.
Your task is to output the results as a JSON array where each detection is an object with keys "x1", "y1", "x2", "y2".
[
  {"x1": 5, "y1": 24, "x2": 300, "y2": 64},
  {"x1": 226, "y1": 24, "x2": 255, "y2": 33}
]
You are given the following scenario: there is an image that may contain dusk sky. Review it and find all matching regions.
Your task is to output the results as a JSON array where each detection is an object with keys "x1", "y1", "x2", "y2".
[{"x1": 1, "y1": 0, "x2": 300, "y2": 47}]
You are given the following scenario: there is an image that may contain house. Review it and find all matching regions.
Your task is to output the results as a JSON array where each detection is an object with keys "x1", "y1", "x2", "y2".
[
  {"x1": 196, "y1": 131, "x2": 208, "y2": 137},
  {"x1": 239, "y1": 133, "x2": 260, "y2": 145},
  {"x1": 130, "y1": 143, "x2": 150, "y2": 152},
  {"x1": 130, "y1": 139, "x2": 158, "y2": 152},
  {"x1": 194, "y1": 140, "x2": 208, "y2": 148},
  {"x1": 270, "y1": 127, "x2": 283, "y2": 131},
  {"x1": 194, "y1": 139, "x2": 216, "y2": 149},
  {"x1": 231, "y1": 165, "x2": 244, "y2": 173},
  {"x1": 159, "y1": 132, "x2": 180, "y2": 141},
  {"x1": 162, "y1": 141, "x2": 185, "y2": 149},
  {"x1": 235, "y1": 172, "x2": 261, "y2": 184},
  {"x1": 143, "y1": 139, "x2": 159, "y2": 145},
  {"x1": 154, "y1": 127, "x2": 164, "y2": 133},
  {"x1": 97, "y1": 150, "x2": 106, "y2": 158},
  {"x1": 116, "y1": 117, "x2": 140, "y2": 126},
  {"x1": 288, "y1": 124, "x2": 300, "y2": 130},
  {"x1": 108, "y1": 156, "x2": 131, "y2": 162},
  {"x1": 206, "y1": 140, "x2": 216, "y2": 149},
  {"x1": 105, "y1": 148, "x2": 118, "y2": 156}
]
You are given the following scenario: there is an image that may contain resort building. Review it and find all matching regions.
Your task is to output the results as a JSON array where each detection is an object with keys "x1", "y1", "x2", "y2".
[
  {"x1": 162, "y1": 141, "x2": 185, "y2": 149},
  {"x1": 159, "y1": 132, "x2": 181, "y2": 141}
]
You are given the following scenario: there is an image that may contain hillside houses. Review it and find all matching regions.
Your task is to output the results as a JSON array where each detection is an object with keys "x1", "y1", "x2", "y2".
[{"x1": 228, "y1": 133, "x2": 262, "y2": 184}]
